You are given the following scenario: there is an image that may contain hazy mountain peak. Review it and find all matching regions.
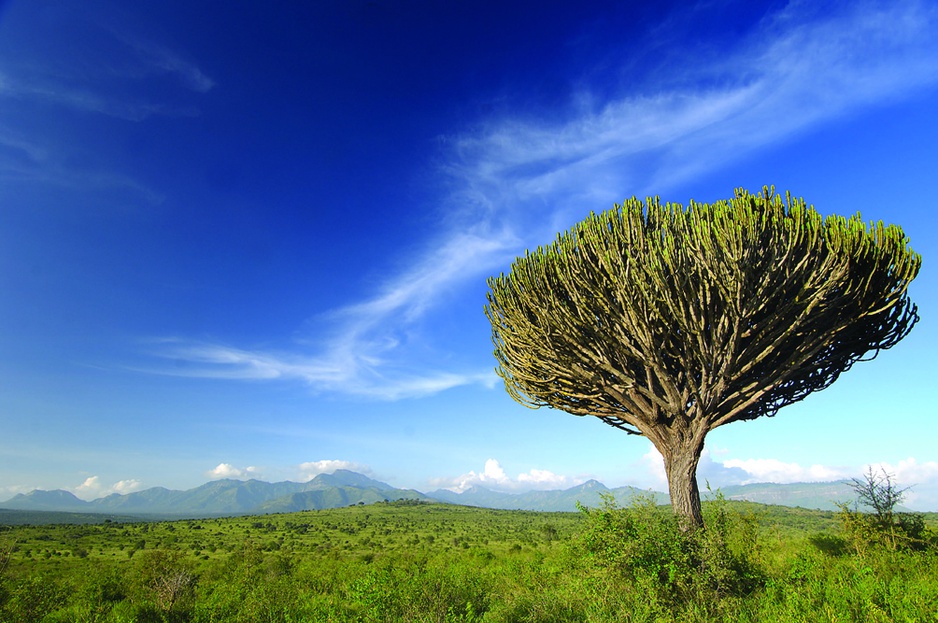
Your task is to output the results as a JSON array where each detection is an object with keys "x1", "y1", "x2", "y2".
[
  {"x1": 4, "y1": 489, "x2": 88, "y2": 510},
  {"x1": 577, "y1": 479, "x2": 606, "y2": 489},
  {"x1": 310, "y1": 470, "x2": 393, "y2": 490}
]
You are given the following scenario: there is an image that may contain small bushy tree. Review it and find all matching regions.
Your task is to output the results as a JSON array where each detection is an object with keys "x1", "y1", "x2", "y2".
[
  {"x1": 851, "y1": 466, "x2": 908, "y2": 519},
  {"x1": 839, "y1": 467, "x2": 930, "y2": 552},
  {"x1": 136, "y1": 549, "x2": 197, "y2": 617}
]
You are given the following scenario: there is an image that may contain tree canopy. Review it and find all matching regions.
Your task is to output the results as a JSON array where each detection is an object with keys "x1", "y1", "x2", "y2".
[{"x1": 485, "y1": 187, "x2": 920, "y2": 528}]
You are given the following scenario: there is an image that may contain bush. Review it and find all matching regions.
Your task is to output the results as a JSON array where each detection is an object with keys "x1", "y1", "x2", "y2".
[
  {"x1": 838, "y1": 467, "x2": 934, "y2": 553},
  {"x1": 135, "y1": 549, "x2": 197, "y2": 619},
  {"x1": 575, "y1": 492, "x2": 765, "y2": 612},
  {"x1": 1, "y1": 575, "x2": 68, "y2": 623}
]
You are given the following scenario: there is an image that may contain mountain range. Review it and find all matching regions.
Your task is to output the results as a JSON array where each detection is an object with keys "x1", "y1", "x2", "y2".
[
  {"x1": 1, "y1": 469, "x2": 863, "y2": 519},
  {"x1": 1, "y1": 471, "x2": 427, "y2": 517}
]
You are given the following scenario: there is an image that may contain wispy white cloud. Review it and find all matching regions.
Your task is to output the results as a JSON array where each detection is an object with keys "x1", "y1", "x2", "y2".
[
  {"x1": 0, "y1": 14, "x2": 210, "y2": 202},
  {"x1": 430, "y1": 459, "x2": 581, "y2": 493},
  {"x1": 113, "y1": 34, "x2": 216, "y2": 93},
  {"x1": 146, "y1": 337, "x2": 495, "y2": 400},
  {"x1": 0, "y1": 128, "x2": 48, "y2": 163},
  {"x1": 0, "y1": 125, "x2": 165, "y2": 204},
  {"x1": 0, "y1": 71, "x2": 200, "y2": 121},
  {"x1": 140, "y1": 216, "x2": 513, "y2": 398},
  {"x1": 448, "y1": 0, "x2": 938, "y2": 208},
  {"x1": 147, "y1": 0, "x2": 938, "y2": 400},
  {"x1": 0, "y1": 14, "x2": 214, "y2": 121}
]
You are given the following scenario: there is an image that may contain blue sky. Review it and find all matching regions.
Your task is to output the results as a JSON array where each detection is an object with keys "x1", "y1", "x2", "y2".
[{"x1": 2, "y1": 0, "x2": 937, "y2": 510}]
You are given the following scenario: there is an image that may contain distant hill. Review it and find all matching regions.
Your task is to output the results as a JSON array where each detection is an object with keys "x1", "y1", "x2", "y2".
[
  {"x1": 427, "y1": 480, "x2": 869, "y2": 513},
  {"x1": 715, "y1": 481, "x2": 858, "y2": 512},
  {"x1": 1, "y1": 470, "x2": 873, "y2": 519},
  {"x1": 0, "y1": 470, "x2": 428, "y2": 518},
  {"x1": 1, "y1": 489, "x2": 89, "y2": 511},
  {"x1": 430, "y1": 480, "x2": 667, "y2": 512}
]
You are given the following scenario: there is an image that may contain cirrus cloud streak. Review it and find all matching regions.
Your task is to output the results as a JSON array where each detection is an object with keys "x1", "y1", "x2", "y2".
[{"x1": 143, "y1": 0, "x2": 938, "y2": 401}]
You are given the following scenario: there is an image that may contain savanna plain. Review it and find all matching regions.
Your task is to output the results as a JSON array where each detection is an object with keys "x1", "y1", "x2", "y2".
[{"x1": 1, "y1": 494, "x2": 936, "y2": 623}]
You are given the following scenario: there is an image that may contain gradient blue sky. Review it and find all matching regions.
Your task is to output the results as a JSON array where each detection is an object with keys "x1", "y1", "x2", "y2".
[{"x1": 2, "y1": 0, "x2": 937, "y2": 510}]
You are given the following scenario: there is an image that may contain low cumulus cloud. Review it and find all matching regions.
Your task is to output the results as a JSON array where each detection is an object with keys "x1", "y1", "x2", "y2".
[
  {"x1": 204, "y1": 460, "x2": 372, "y2": 483},
  {"x1": 866, "y1": 458, "x2": 938, "y2": 511},
  {"x1": 205, "y1": 463, "x2": 260, "y2": 480},
  {"x1": 0, "y1": 484, "x2": 33, "y2": 500},
  {"x1": 72, "y1": 476, "x2": 144, "y2": 500},
  {"x1": 431, "y1": 459, "x2": 580, "y2": 493},
  {"x1": 297, "y1": 460, "x2": 371, "y2": 482},
  {"x1": 641, "y1": 444, "x2": 850, "y2": 488},
  {"x1": 641, "y1": 445, "x2": 938, "y2": 510},
  {"x1": 720, "y1": 458, "x2": 849, "y2": 484}
]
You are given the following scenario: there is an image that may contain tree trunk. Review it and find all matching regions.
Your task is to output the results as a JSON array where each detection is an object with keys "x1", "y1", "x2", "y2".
[{"x1": 659, "y1": 432, "x2": 706, "y2": 530}]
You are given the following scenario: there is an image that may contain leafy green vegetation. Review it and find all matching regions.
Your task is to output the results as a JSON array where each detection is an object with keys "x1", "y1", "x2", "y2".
[
  {"x1": 1, "y1": 498, "x2": 935, "y2": 622},
  {"x1": 837, "y1": 468, "x2": 936, "y2": 555}
]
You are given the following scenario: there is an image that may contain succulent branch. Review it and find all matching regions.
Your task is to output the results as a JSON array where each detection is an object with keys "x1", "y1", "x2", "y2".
[{"x1": 485, "y1": 186, "x2": 920, "y2": 527}]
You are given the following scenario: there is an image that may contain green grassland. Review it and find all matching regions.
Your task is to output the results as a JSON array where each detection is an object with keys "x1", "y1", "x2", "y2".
[{"x1": 1, "y1": 498, "x2": 936, "y2": 622}]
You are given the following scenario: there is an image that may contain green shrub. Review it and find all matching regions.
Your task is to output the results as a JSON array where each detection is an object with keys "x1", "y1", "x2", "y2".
[
  {"x1": 135, "y1": 549, "x2": 197, "y2": 619},
  {"x1": 1, "y1": 574, "x2": 68, "y2": 623},
  {"x1": 838, "y1": 467, "x2": 934, "y2": 554},
  {"x1": 575, "y1": 491, "x2": 765, "y2": 612}
]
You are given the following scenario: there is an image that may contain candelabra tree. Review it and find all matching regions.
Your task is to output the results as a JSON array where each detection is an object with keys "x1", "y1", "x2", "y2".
[{"x1": 485, "y1": 187, "x2": 920, "y2": 529}]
